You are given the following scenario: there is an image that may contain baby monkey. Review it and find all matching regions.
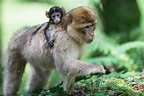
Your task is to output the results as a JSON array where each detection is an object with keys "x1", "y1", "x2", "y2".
[{"x1": 44, "y1": 6, "x2": 66, "y2": 47}]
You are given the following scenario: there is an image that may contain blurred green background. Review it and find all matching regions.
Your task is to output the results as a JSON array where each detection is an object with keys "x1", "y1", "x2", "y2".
[{"x1": 0, "y1": 0, "x2": 144, "y2": 95}]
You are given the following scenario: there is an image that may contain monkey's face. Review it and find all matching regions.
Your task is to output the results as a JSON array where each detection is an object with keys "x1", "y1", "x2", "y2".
[
  {"x1": 51, "y1": 12, "x2": 62, "y2": 23},
  {"x1": 68, "y1": 7, "x2": 96, "y2": 44},
  {"x1": 76, "y1": 22, "x2": 96, "y2": 43},
  {"x1": 82, "y1": 23, "x2": 96, "y2": 43},
  {"x1": 48, "y1": 6, "x2": 64, "y2": 24}
]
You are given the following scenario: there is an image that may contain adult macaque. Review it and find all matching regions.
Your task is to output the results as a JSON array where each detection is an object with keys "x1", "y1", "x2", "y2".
[{"x1": 3, "y1": 6, "x2": 105, "y2": 96}]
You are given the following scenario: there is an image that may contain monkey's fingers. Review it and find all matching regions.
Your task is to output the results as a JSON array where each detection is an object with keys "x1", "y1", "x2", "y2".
[{"x1": 48, "y1": 39, "x2": 55, "y2": 47}]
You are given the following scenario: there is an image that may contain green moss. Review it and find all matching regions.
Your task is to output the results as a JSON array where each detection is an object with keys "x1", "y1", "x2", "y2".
[
  {"x1": 19, "y1": 72, "x2": 142, "y2": 96},
  {"x1": 104, "y1": 78, "x2": 139, "y2": 96}
]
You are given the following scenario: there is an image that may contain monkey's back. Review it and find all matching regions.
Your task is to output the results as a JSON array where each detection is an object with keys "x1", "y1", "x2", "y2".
[
  {"x1": 7, "y1": 21, "x2": 85, "y2": 70},
  {"x1": 7, "y1": 23, "x2": 54, "y2": 70}
]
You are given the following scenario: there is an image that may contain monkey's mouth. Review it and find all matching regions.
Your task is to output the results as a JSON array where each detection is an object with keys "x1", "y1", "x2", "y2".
[
  {"x1": 86, "y1": 39, "x2": 93, "y2": 43},
  {"x1": 54, "y1": 20, "x2": 60, "y2": 24},
  {"x1": 86, "y1": 35, "x2": 94, "y2": 43}
]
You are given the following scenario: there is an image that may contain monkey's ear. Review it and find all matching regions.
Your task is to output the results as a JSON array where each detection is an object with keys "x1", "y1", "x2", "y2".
[
  {"x1": 67, "y1": 13, "x2": 72, "y2": 24},
  {"x1": 61, "y1": 6, "x2": 66, "y2": 14},
  {"x1": 45, "y1": 11, "x2": 49, "y2": 18}
]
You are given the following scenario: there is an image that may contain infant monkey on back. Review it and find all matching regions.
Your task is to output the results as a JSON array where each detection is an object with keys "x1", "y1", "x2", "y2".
[
  {"x1": 44, "y1": 6, "x2": 66, "y2": 47},
  {"x1": 32, "y1": 6, "x2": 66, "y2": 47}
]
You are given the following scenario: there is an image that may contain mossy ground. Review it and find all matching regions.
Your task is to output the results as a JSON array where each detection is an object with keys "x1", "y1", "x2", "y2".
[{"x1": 19, "y1": 72, "x2": 144, "y2": 96}]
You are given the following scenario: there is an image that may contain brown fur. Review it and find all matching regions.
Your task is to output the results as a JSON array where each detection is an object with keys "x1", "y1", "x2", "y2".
[{"x1": 3, "y1": 6, "x2": 105, "y2": 96}]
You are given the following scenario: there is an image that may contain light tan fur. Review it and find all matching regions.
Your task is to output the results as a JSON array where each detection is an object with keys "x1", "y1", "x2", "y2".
[{"x1": 3, "y1": 6, "x2": 105, "y2": 96}]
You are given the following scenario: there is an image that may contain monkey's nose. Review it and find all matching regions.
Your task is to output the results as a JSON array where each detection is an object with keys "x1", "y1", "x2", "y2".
[
  {"x1": 90, "y1": 33, "x2": 94, "y2": 37},
  {"x1": 55, "y1": 20, "x2": 59, "y2": 22},
  {"x1": 54, "y1": 19, "x2": 60, "y2": 23}
]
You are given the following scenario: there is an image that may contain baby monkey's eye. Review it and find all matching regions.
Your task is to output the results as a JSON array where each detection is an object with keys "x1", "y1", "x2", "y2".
[
  {"x1": 57, "y1": 14, "x2": 61, "y2": 17},
  {"x1": 52, "y1": 15, "x2": 55, "y2": 19}
]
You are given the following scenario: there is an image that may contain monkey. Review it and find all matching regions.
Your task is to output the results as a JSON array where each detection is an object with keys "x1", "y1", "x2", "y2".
[
  {"x1": 44, "y1": 6, "x2": 66, "y2": 47},
  {"x1": 45, "y1": 6, "x2": 66, "y2": 24},
  {"x1": 32, "y1": 6, "x2": 66, "y2": 47},
  {"x1": 3, "y1": 6, "x2": 105, "y2": 96}
]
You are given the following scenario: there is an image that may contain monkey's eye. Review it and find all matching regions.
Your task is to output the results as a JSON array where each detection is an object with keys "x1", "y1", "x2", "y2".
[
  {"x1": 52, "y1": 15, "x2": 55, "y2": 19},
  {"x1": 82, "y1": 26, "x2": 91, "y2": 33},
  {"x1": 57, "y1": 14, "x2": 60, "y2": 17},
  {"x1": 84, "y1": 24, "x2": 96, "y2": 29},
  {"x1": 84, "y1": 25, "x2": 91, "y2": 29},
  {"x1": 86, "y1": 26, "x2": 90, "y2": 28},
  {"x1": 57, "y1": 14, "x2": 61, "y2": 17}
]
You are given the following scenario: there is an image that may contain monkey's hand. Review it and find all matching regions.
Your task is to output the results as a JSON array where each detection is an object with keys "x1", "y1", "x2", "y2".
[
  {"x1": 48, "y1": 38, "x2": 54, "y2": 47},
  {"x1": 91, "y1": 65, "x2": 105, "y2": 75}
]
